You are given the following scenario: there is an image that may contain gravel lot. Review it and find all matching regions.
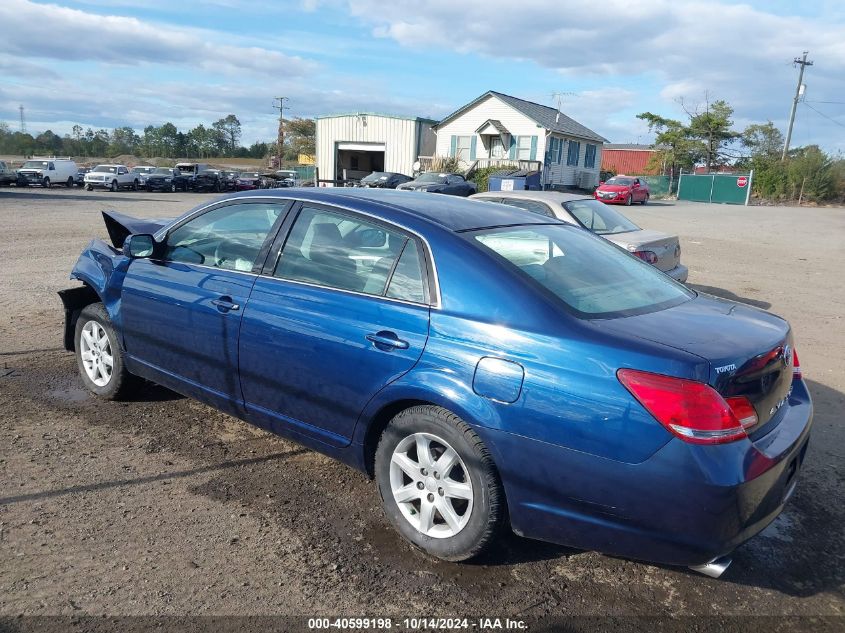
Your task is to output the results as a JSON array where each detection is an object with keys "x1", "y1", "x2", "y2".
[{"x1": 0, "y1": 188, "x2": 843, "y2": 627}]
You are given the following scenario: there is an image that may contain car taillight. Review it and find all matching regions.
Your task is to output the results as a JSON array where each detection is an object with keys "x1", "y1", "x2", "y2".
[
  {"x1": 792, "y1": 348, "x2": 801, "y2": 380},
  {"x1": 617, "y1": 369, "x2": 750, "y2": 444},
  {"x1": 632, "y1": 250, "x2": 658, "y2": 264}
]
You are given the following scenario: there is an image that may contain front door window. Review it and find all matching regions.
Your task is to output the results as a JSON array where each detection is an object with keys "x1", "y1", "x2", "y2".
[{"x1": 490, "y1": 136, "x2": 505, "y2": 159}]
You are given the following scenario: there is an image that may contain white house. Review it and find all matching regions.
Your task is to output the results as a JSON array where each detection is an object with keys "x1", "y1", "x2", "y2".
[
  {"x1": 315, "y1": 113, "x2": 436, "y2": 184},
  {"x1": 431, "y1": 91, "x2": 607, "y2": 189}
]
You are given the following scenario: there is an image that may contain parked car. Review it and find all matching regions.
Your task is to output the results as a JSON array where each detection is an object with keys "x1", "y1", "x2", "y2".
[
  {"x1": 471, "y1": 191, "x2": 688, "y2": 282},
  {"x1": 275, "y1": 169, "x2": 299, "y2": 187},
  {"x1": 219, "y1": 170, "x2": 239, "y2": 191},
  {"x1": 130, "y1": 166, "x2": 156, "y2": 189},
  {"x1": 193, "y1": 169, "x2": 224, "y2": 193},
  {"x1": 17, "y1": 157, "x2": 79, "y2": 188},
  {"x1": 234, "y1": 172, "x2": 267, "y2": 191},
  {"x1": 75, "y1": 167, "x2": 91, "y2": 187},
  {"x1": 84, "y1": 164, "x2": 138, "y2": 191},
  {"x1": 397, "y1": 172, "x2": 476, "y2": 196},
  {"x1": 0, "y1": 160, "x2": 18, "y2": 186},
  {"x1": 175, "y1": 162, "x2": 211, "y2": 190},
  {"x1": 359, "y1": 171, "x2": 413, "y2": 189},
  {"x1": 59, "y1": 189, "x2": 812, "y2": 575},
  {"x1": 145, "y1": 167, "x2": 189, "y2": 192},
  {"x1": 595, "y1": 175, "x2": 650, "y2": 205}
]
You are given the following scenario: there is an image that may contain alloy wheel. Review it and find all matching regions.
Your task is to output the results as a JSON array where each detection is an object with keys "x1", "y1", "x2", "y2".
[
  {"x1": 79, "y1": 320, "x2": 114, "y2": 387},
  {"x1": 389, "y1": 432, "x2": 474, "y2": 538}
]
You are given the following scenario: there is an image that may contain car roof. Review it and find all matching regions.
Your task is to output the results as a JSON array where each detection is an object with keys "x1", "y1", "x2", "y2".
[
  {"x1": 226, "y1": 188, "x2": 552, "y2": 232},
  {"x1": 471, "y1": 190, "x2": 592, "y2": 203}
]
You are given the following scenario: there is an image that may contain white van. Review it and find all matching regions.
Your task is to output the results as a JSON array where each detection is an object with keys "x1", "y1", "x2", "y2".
[{"x1": 17, "y1": 157, "x2": 79, "y2": 188}]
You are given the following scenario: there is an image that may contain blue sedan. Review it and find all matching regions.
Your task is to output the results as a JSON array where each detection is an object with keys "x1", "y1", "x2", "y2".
[{"x1": 59, "y1": 189, "x2": 812, "y2": 575}]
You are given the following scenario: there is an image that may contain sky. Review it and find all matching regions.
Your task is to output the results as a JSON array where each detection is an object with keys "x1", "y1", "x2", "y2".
[{"x1": 1, "y1": 0, "x2": 844, "y2": 153}]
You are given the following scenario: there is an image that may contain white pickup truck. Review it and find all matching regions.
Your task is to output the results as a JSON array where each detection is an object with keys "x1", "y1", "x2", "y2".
[{"x1": 84, "y1": 164, "x2": 139, "y2": 191}]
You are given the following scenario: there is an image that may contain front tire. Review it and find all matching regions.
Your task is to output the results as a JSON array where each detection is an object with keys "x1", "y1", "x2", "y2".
[
  {"x1": 170, "y1": 183, "x2": 176, "y2": 193},
  {"x1": 375, "y1": 405, "x2": 504, "y2": 561},
  {"x1": 74, "y1": 303, "x2": 134, "y2": 400},
  {"x1": 43, "y1": 178, "x2": 51, "y2": 188},
  {"x1": 625, "y1": 194, "x2": 632, "y2": 206},
  {"x1": 86, "y1": 184, "x2": 93, "y2": 191},
  {"x1": 110, "y1": 180, "x2": 118, "y2": 192},
  {"x1": 66, "y1": 177, "x2": 74, "y2": 188}
]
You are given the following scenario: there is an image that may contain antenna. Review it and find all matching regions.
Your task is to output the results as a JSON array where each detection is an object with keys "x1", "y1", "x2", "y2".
[
  {"x1": 272, "y1": 97, "x2": 290, "y2": 168},
  {"x1": 19, "y1": 105, "x2": 26, "y2": 133},
  {"x1": 550, "y1": 92, "x2": 575, "y2": 122}
]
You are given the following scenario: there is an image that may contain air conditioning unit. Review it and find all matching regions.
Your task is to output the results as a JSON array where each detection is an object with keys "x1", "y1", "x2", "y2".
[{"x1": 579, "y1": 171, "x2": 596, "y2": 190}]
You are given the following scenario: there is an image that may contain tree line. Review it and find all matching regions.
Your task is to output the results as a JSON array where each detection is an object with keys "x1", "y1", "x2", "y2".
[
  {"x1": 0, "y1": 114, "x2": 316, "y2": 163},
  {"x1": 637, "y1": 95, "x2": 844, "y2": 203}
]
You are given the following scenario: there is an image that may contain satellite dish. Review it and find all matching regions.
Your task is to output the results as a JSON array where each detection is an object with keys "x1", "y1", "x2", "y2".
[{"x1": 412, "y1": 160, "x2": 421, "y2": 171}]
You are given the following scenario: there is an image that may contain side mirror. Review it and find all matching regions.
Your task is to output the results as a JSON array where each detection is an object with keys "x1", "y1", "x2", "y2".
[
  {"x1": 598, "y1": 181, "x2": 605, "y2": 185},
  {"x1": 123, "y1": 233, "x2": 155, "y2": 259}
]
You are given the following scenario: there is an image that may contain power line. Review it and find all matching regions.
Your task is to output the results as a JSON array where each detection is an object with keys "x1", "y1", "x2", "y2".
[
  {"x1": 803, "y1": 102, "x2": 845, "y2": 130},
  {"x1": 805, "y1": 100, "x2": 845, "y2": 105}
]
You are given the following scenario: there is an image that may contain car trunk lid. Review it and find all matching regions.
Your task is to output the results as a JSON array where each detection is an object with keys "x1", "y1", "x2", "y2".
[
  {"x1": 611, "y1": 229, "x2": 681, "y2": 273},
  {"x1": 598, "y1": 293, "x2": 794, "y2": 436}
]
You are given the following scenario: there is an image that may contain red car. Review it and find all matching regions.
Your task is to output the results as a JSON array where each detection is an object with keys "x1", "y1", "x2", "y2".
[{"x1": 595, "y1": 175, "x2": 649, "y2": 206}]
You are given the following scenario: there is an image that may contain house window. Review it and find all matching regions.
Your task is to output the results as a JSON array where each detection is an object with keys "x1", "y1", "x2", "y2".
[
  {"x1": 585, "y1": 144, "x2": 597, "y2": 168},
  {"x1": 455, "y1": 136, "x2": 473, "y2": 161},
  {"x1": 567, "y1": 141, "x2": 581, "y2": 166},
  {"x1": 517, "y1": 136, "x2": 532, "y2": 160},
  {"x1": 546, "y1": 137, "x2": 558, "y2": 164}
]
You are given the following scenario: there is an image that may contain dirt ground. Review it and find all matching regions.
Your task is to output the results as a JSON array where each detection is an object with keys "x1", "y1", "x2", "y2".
[{"x1": 0, "y1": 188, "x2": 842, "y2": 628}]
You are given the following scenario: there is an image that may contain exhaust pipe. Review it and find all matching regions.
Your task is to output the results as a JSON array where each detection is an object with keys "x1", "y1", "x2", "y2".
[{"x1": 689, "y1": 555, "x2": 732, "y2": 578}]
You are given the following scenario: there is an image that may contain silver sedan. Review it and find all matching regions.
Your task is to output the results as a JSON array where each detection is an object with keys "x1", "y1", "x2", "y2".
[{"x1": 470, "y1": 190, "x2": 688, "y2": 283}]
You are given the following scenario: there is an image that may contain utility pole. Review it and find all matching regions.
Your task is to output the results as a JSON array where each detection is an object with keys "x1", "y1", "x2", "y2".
[
  {"x1": 19, "y1": 105, "x2": 26, "y2": 133},
  {"x1": 782, "y1": 51, "x2": 813, "y2": 160},
  {"x1": 273, "y1": 96, "x2": 289, "y2": 168}
]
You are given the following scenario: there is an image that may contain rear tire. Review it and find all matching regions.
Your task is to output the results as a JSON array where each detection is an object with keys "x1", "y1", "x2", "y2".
[
  {"x1": 375, "y1": 405, "x2": 504, "y2": 562},
  {"x1": 74, "y1": 303, "x2": 135, "y2": 400},
  {"x1": 641, "y1": 194, "x2": 649, "y2": 205}
]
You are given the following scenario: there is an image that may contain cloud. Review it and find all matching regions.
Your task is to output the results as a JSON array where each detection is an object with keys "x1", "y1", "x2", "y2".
[
  {"x1": 0, "y1": 0, "x2": 317, "y2": 78},
  {"x1": 343, "y1": 0, "x2": 845, "y2": 148}
]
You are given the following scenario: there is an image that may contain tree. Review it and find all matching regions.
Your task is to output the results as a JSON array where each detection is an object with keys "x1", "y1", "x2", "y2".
[
  {"x1": 683, "y1": 98, "x2": 739, "y2": 170},
  {"x1": 285, "y1": 117, "x2": 315, "y2": 157},
  {"x1": 741, "y1": 121, "x2": 784, "y2": 159},
  {"x1": 109, "y1": 126, "x2": 140, "y2": 157},
  {"x1": 636, "y1": 112, "x2": 695, "y2": 179},
  {"x1": 213, "y1": 114, "x2": 241, "y2": 155}
]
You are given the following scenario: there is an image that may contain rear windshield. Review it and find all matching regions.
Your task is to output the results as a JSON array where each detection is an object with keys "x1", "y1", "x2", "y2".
[
  {"x1": 471, "y1": 224, "x2": 693, "y2": 318},
  {"x1": 563, "y1": 199, "x2": 640, "y2": 235}
]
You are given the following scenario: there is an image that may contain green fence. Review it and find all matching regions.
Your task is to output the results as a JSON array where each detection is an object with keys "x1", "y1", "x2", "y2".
[
  {"x1": 293, "y1": 165, "x2": 315, "y2": 182},
  {"x1": 639, "y1": 175, "x2": 673, "y2": 198},
  {"x1": 678, "y1": 173, "x2": 752, "y2": 205}
]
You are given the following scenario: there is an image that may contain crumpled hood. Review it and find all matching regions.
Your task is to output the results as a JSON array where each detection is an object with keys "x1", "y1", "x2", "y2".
[{"x1": 102, "y1": 210, "x2": 171, "y2": 249}]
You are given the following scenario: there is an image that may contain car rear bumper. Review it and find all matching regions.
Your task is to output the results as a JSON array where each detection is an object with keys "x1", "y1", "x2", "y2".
[
  {"x1": 479, "y1": 379, "x2": 813, "y2": 567},
  {"x1": 664, "y1": 264, "x2": 689, "y2": 283}
]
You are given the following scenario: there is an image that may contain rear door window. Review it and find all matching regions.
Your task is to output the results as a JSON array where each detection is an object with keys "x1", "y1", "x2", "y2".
[{"x1": 274, "y1": 205, "x2": 429, "y2": 303}]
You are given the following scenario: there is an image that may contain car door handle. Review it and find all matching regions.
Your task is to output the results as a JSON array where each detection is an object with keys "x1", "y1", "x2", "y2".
[
  {"x1": 212, "y1": 297, "x2": 240, "y2": 311},
  {"x1": 366, "y1": 331, "x2": 409, "y2": 350}
]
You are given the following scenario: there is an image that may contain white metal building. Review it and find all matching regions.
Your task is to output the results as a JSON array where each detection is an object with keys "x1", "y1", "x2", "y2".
[
  {"x1": 432, "y1": 91, "x2": 607, "y2": 189},
  {"x1": 315, "y1": 113, "x2": 436, "y2": 185}
]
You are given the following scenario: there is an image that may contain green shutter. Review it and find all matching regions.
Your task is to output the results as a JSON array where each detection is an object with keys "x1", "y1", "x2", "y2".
[
  {"x1": 508, "y1": 136, "x2": 517, "y2": 159},
  {"x1": 470, "y1": 136, "x2": 477, "y2": 160},
  {"x1": 529, "y1": 135, "x2": 538, "y2": 161},
  {"x1": 557, "y1": 139, "x2": 564, "y2": 164},
  {"x1": 449, "y1": 135, "x2": 457, "y2": 157}
]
